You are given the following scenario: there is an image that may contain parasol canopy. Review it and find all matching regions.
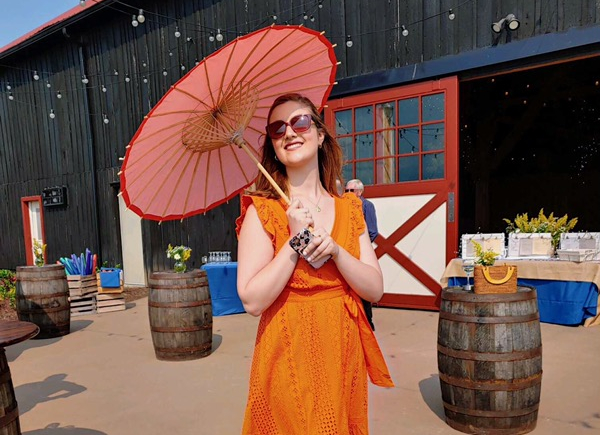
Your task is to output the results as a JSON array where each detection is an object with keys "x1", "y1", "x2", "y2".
[{"x1": 119, "y1": 24, "x2": 338, "y2": 221}]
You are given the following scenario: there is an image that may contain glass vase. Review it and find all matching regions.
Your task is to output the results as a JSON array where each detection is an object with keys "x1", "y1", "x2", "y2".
[
  {"x1": 174, "y1": 261, "x2": 187, "y2": 273},
  {"x1": 34, "y1": 257, "x2": 45, "y2": 267}
]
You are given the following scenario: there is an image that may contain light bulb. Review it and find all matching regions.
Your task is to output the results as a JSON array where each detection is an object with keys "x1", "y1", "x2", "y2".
[
  {"x1": 49, "y1": 109, "x2": 55, "y2": 119},
  {"x1": 181, "y1": 64, "x2": 186, "y2": 71},
  {"x1": 318, "y1": 0, "x2": 323, "y2": 8},
  {"x1": 174, "y1": 26, "x2": 181, "y2": 38},
  {"x1": 216, "y1": 30, "x2": 223, "y2": 42},
  {"x1": 209, "y1": 33, "x2": 215, "y2": 42},
  {"x1": 79, "y1": 0, "x2": 86, "y2": 6},
  {"x1": 303, "y1": 12, "x2": 308, "y2": 20},
  {"x1": 132, "y1": 15, "x2": 139, "y2": 27},
  {"x1": 46, "y1": 81, "x2": 51, "y2": 88},
  {"x1": 8, "y1": 92, "x2": 14, "y2": 101},
  {"x1": 401, "y1": 25, "x2": 409, "y2": 37},
  {"x1": 6, "y1": 83, "x2": 11, "y2": 91},
  {"x1": 272, "y1": 14, "x2": 277, "y2": 21},
  {"x1": 82, "y1": 75, "x2": 89, "y2": 84},
  {"x1": 103, "y1": 114, "x2": 109, "y2": 124},
  {"x1": 33, "y1": 71, "x2": 40, "y2": 80},
  {"x1": 57, "y1": 91, "x2": 62, "y2": 99},
  {"x1": 125, "y1": 74, "x2": 131, "y2": 83},
  {"x1": 137, "y1": 9, "x2": 145, "y2": 23},
  {"x1": 310, "y1": 15, "x2": 315, "y2": 22},
  {"x1": 162, "y1": 69, "x2": 168, "y2": 76},
  {"x1": 101, "y1": 85, "x2": 107, "y2": 92},
  {"x1": 142, "y1": 61, "x2": 147, "y2": 67},
  {"x1": 346, "y1": 35, "x2": 353, "y2": 48},
  {"x1": 143, "y1": 76, "x2": 148, "y2": 83},
  {"x1": 195, "y1": 59, "x2": 200, "y2": 66},
  {"x1": 114, "y1": 69, "x2": 119, "y2": 76},
  {"x1": 448, "y1": 9, "x2": 455, "y2": 20},
  {"x1": 169, "y1": 51, "x2": 173, "y2": 57}
]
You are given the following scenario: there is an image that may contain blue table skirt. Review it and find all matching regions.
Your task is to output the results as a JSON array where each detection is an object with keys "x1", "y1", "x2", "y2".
[
  {"x1": 447, "y1": 277, "x2": 598, "y2": 326},
  {"x1": 201, "y1": 263, "x2": 245, "y2": 316}
]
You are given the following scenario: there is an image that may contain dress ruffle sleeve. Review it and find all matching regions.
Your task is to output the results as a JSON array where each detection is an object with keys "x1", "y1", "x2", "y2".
[{"x1": 235, "y1": 195, "x2": 276, "y2": 243}]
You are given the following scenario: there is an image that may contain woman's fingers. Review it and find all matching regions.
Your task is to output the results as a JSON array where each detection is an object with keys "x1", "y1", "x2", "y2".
[
  {"x1": 287, "y1": 198, "x2": 313, "y2": 236},
  {"x1": 303, "y1": 229, "x2": 339, "y2": 262}
]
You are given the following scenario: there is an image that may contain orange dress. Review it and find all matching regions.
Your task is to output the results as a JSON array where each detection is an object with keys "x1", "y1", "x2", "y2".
[{"x1": 236, "y1": 193, "x2": 394, "y2": 435}]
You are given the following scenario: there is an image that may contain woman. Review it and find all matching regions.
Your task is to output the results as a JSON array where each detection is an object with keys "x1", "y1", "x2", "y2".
[{"x1": 236, "y1": 93, "x2": 394, "y2": 434}]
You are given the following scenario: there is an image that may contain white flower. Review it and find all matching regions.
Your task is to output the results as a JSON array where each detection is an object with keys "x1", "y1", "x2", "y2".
[
  {"x1": 35, "y1": 248, "x2": 43, "y2": 255},
  {"x1": 174, "y1": 253, "x2": 181, "y2": 260}
]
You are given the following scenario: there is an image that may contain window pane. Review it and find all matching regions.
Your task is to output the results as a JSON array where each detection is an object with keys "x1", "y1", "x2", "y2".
[
  {"x1": 399, "y1": 97, "x2": 419, "y2": 126},
  {"x1": 399, "y1": 127, "x2": 419, "y2": 154},
  {"x1": 375, "y1": 130, "x2": 395, "y2": 158},
  {"x1": 376, "y1": 158, "x2": 396, "y2": 184},
  {"x1": 356, "y1": 134, "x2": 373, "y2": 159},
  {"x1": 338, "y1": 136, "x2": 353, "y2": 161},
  {"x1": 356, "y1": 161, "x2": 374, "y2": 185},
  {"x1": 422, "y1": 123, "x2": 445, "y2": 151},
  {"x1": 376, "y1": 102, "x2": 396, "y2": 129},
  {"x1": 342, "y1": 164, "x2": 353, "y2": 183},
  {"x1": 335, "y1": 110, "x2": 352, "y2": 135},
  {"x1": 423, "y1": 153, "x2": 444, "y2": 180},
  {"x1": 399, "y1": 156, "x2": 419, "y2": 182},
  {"x1": 422, "y1": 93, "x2": 444, "y2": 122},
  {"x1": 355, "y1": 106, "x2": 374, "y2": 132}
]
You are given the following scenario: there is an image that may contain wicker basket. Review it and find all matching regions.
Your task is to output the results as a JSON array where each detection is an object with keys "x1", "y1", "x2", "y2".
[{"x1": 473, "y1": 265, "x2": 518, "y2": 294}]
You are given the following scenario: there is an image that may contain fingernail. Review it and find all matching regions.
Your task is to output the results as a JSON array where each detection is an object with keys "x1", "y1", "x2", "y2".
[{"x1": 302, "y1": 250, "x2": 307, "y2": 256}]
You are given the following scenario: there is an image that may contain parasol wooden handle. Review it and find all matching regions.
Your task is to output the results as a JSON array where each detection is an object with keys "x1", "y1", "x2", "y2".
[{"x1": 234, "y1": 136, "x2": 291, "y2": 205}]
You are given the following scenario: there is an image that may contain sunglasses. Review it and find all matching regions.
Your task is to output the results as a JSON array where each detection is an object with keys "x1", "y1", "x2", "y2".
[
  {"x1": 266, "y1": 114, "x2": 313, "y2": 140},
  {"x1": 345, "y1": 189, "x2": 356, "y2": 192}
]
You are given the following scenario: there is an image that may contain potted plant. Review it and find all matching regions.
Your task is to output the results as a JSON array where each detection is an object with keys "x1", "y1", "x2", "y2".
[
  {"x1": 472, "y1": 241, "x2": 517, "y2": 294},
  {"x1": 166, "y1": 244, "x2": 192, "y2": 273}
]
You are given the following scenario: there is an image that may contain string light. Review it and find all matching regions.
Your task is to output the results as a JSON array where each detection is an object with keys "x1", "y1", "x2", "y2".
[
  {"x1": 180, "y1": 64, "x2": 186, "y2": 71},
  {"x1": 125, "y1": 74, "x2": 131, "y2": 83},
  {"x1": 318, "y1": 0, "x2": 323, "y2": 8},
  {"x1": 303, "y1": 12, "x2": 308, "y2": 20},
  {"x1": 195, "y1": 59, "x2": 200, "y2": 66},
  {"x1": 142, "y1": 76, "x2": 148, "y2": 83},
  {"x1": 186, "y1": 36, "x2": 193, "y2": 43},
  {"x1": 79, "y1": 0, "x2": 86, "y2": 6},
  {"x1": 310, "y1": 15, "x2": 315, "y2": 22},
  {"x1": 103, "y1": 114, "x2": 109, "y2": 124},
  {"x1": 162, "y1": 68, "x2": 168, "y2": 76},
  {"x1": 208, "y1": 33, "x2": 215, "y2": 42},
  {"x1": 101, "y1": 85, "x2": 107, "y2": 92},
  {"x1": 168, "y1": 51, "x2": 173, "y2": 57},
  {"x1": 33, "y1": 71, "x2": 40, "y2": 80},
  {"x1": 8, "y1": 92, "x2": 14, "y2": 101},
  {"x1": 46, "y1": 80, "x2": 51, "y2": 88},
  {"x1": 401, "y1": 25, "x2": 409, "y2": 37},
  {"x1": 216, "y1": 29, "x2": 223, "y2": 41},
  {"x1": 6, "y1": 83, "x2": 11, "y2": 91},
  {"x1": 81, "y1": 75, "x2": 89, "y2": 84},
  {"x1": 174, "y1": 26, "x2": 181, "y2": 38},
  {"x1": 56, "y1": 91, "x2": 62, "y2": 99},
  {"x1": 137, "y1": 9, "x2": 145, "y2": 23},
  {"x1": 131, "y1": 15, "x2": 139, "y2": 27},
  {"x1": 448, "y1": 9, "x2": 456, "y2": 20},
  {"x1": 49, "y1": 109, "x2": 55, "y2": 119},
  {"x1": 113, "y1": 69, "x2": 119, "y2": 76},
  {"x1": 272, "y1": 13, "x2": 278, "y2": 21},
  {"x1": 346, "y1": 35, "x2": 353, "y2": 48}
]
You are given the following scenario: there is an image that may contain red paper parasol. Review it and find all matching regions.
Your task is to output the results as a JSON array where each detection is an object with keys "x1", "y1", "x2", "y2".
[{"x1": 119, "y1": 25, "x2": 338, "y2": 221}]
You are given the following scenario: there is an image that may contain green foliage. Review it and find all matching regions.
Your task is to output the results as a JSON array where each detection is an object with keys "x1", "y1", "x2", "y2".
[
  {"x1": 0, "y1": 270, "x2": 16, "y2": 308},
  {"x1": 503, "y1": 208, "x2": 578, "y2": 249},
  {"x1": 472, "y1": 241, "x2": 498, "y2": 266}
]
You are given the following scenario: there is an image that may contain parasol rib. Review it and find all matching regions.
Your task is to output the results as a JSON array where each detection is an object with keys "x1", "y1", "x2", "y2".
[{"x1": 156, "y1": 143, "x2": 200, "y2": 217}]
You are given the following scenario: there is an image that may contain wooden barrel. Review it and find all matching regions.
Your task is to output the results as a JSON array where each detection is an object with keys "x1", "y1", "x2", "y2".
[
  {"x1": 16, "y1": 265, "x2": 70, "y2": 339},
  {"x1": 438, "y1": 286, "x2": 542, "y2": 435},
  {"x1": 148, "y1": 270, "x2": 212, "y2": 361},
  {"x1": 0, "y1": 348, "x2": 20, "y2": 434}
]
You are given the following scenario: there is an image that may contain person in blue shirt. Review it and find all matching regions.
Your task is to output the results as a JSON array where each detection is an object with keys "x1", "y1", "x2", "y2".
[{"x1": 345, "y1": 179, "x2": 378, "y2": 330}]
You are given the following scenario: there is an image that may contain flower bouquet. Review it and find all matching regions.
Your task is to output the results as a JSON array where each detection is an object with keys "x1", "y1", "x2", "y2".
[
  {"x1": 33, "y1": 238, "x2": 47, "y2": 267},
  {"x1": 472, "y1": 240, "x2": 517, "y2": 294},
  {"x1": 166, "y1": 244, "x2": 192, "y2": 273}
]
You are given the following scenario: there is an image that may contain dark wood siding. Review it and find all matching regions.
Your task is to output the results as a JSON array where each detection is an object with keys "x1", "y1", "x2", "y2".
[{"x1": 1, "y1": 0, "x2": 599, "y2": 270}]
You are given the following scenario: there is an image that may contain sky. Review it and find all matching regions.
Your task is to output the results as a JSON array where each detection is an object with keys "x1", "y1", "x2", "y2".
[{"x1": 0, "y1": 0, "x2": 78, "y2": 48}]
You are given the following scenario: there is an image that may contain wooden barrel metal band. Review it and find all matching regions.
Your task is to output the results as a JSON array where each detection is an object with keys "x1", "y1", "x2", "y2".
[
  {"x1": 442, "y1": 291, "x2": 535, "y2": 303},
  {"x1": 148, "y1": 300, "x2": 211, "y2": 308},
  {"x1": 22, "y1": 306, "x2": 69, "y2": 314},
  {"x1": 439, "y1": 312, "x2": 539, "y2": 324},
  {"x1": 17, "y1": 276, "x2": 65, "y2": 282},
  {"x1": 446, "y1": 417, "x2": 537, "y2": 435},
  {"x1": 0, "y1": 402, "x2": 19, "y2": 427},
  {"x1": 155, "y1": 342, "x2": 212, "y2": 353},
  {"x1": 438, "y1": 343, "x2": 542, "y2": 362},
  {"x1": 150, "y1": 281, "x2": 207, "y2": 290},
  {"x1": 438, "y1": 372, "x2": 542, "y2": 391},
  {"x1": 151, "y1": 323, "x2": 213, "y2": 333},
  {"x1": 443, "y1": 401, "x2": 539, "y2": 418},
  {"x1": 18, "y1": 291, "x2": 68, "y2": 300}
]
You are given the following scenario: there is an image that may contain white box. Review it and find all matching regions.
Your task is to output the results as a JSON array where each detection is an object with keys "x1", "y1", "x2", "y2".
[
  {"x1": 507, "y1": 233, "x2": 553, "y2": 258},
  {"x1": 560, "y1": 233, "x2": 600, "y2": 260},
  {"x1": 556, "y1": 249, "x2": 598, "y2": 262},
  {"x1": 461, "y1": 233, "x2": 505, "y2": 259}
]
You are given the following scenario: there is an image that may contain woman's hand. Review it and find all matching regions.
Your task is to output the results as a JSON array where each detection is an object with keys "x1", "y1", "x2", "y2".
[
  {"x1": 286, "y1": 198, "x2": 314, "y2": 237},
  {"x1": 303, "y1": 227, "x2": 340, "y2": 264}
]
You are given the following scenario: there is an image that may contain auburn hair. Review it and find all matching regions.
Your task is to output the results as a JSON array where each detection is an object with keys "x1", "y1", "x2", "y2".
[{"x1": 251, "y1": 93, "x2": 343, "y2": 199}]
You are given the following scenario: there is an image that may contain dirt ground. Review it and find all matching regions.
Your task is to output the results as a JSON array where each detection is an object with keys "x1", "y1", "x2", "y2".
[{"x1": 1, "y1": 286, "x2": 150, "y2": 321}]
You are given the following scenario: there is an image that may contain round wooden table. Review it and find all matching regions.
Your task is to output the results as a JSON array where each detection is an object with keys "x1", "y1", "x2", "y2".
[{"x1": 0, "y1": 320, "x2": 39, "y2": 435}]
